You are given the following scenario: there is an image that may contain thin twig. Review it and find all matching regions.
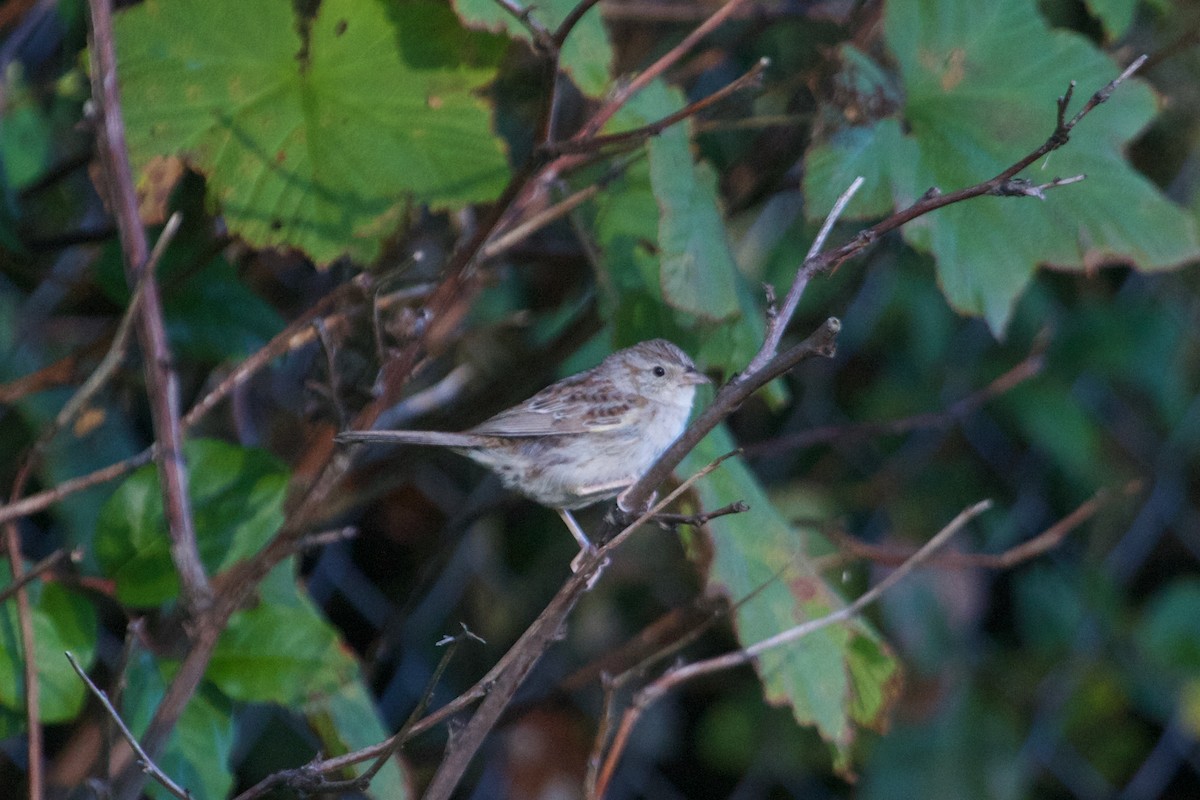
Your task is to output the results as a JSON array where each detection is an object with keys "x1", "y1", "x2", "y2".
[
  {"x1": 48, "y1": 213, "x2": 182, "y2": 447},
  {"x1": 231, "y1": 625, "x2": 484, "y2": 800},
  {"x1": 481, "y1": 154, "x2": 642, "y2": 259},
  {"x1": 578, "y1": 0, "x2": 757, "y2": 139},
  {"x1": 592, "y1": 500, "x2": 992, "y2": 798},
  {"x1": 357, "y1": 627, "x2": 476, "y2": 783},
  {"x1": 748, "y1": 176, "x2": 863, "y2": 375},
  {"x1": 0, "y1": 451, "x2": 155, "y2": 528},
  {"x1": 3, "y1": 526, "x2": 40, "y2": 800},
  {"x1": 545, "y1": 58, "x2": 768, "y2": 157},
  {"x1": 0, "y1": 548, "x2": 80, "y2": 605},
  {"x1": 66, "y1": 652, "x2": 193, "y2": 800},
  {"x1": 584, "y1": 674, "x2": 619, "y2": 798},
  {"x1": 653, "y1": 501, "x2": 750, "y2": 529},
  {"x1": 823, "y1": 481, "x2": 1138, "y2": 570},
  {"x1": 553, "y1": 0, "x2": 603, "y2": 47},
  {"x1": 803, "y1": 56, "x2": 1148, "y2": 280},
  {"x1": 743, "y1": 337, "x2": 1047, "y2": 460},
  {"x1": 288, "y1": 526, "x2": 358, "y2": 555},
  {"x1": 490, "y1": 0, "x2": 556, "y2": 52},
  {"x1": 0, "y1": 350, "x2": 87, "y2": 404}
]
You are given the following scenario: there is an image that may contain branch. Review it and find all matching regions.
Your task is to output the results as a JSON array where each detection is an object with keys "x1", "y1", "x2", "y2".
[
  {"x1": 554, "y1": 0, "x2": 603, "y2": 47},
  {"x1": 481, "y1": 154, "x2": 641, "y2": 259},
  {"x1": 490, "y1": 0, "x2": 556, "y2": 53},
  {"x1": 231, "y1": 626, "x2": 482, "y2": 800},
  {"x1": 824, "y1": 481, "x2": 1138, "y2": 570},
  {"x1": 653, "y1": 501, "x2": 750, "y2": 529},
  {"x1": 592, "y1": 500, "x2": 993, "y2": 797},
  {"x1": 418, "y1": 451, "x2": 737, "y2": 800},
  {"x1": 803, "y1": 56, "x2": 1148, "y2": 280},
  {"x1": 543, "y1": 58, "x2": 768, "y2": 157},
  {"x1": 88, "y1": 0, "x2": 211, "y2": 617},
  {"x1": 743, "y1": 334, "x2": 1047, "y2": 460},
  {"x1": 3, "y1": 528, "x2": 40, "y2": 800},
  {"x1": 66, "y1": 652, "x2": 193, "y2": 800},
  {"x1": 578, "y1": 0, "x2": 757, "y2": 139},
  {"x1": 0, "y1": 549, "x2": 81, "y2": 605}
]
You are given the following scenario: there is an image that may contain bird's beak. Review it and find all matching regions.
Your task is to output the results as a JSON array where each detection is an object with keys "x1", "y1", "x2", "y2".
[{"x1": 683, "y1": 368, "x2": 711, "y2": 385}]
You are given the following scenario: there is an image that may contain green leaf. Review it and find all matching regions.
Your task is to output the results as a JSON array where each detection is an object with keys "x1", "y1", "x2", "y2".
[
  {"x1": 94, "y1": 439, "x2": 289, "y2": 606},
  {"x1": 207, "y1": 560, "x2": 355, "y2": 704},
  {"x1": 122, "y1": 652, "x2": 234, "y2": 800},
  {"x1": 306, "y1": 681, "x2": 412, "y2": 799},
  {"x1": 452, "y1": 0, "x2": 612, "y2": 96},
  {"x1": 679, "y1": 427, "x2": 899, "y2": 770},
  {"x1": 115, "y1": 0, "x2": 510, "y2": 265},
  {"x1": 649, "y1": 100, "x2": 741, "y2": 323},
  {"x1": 0, "y1": 577, "x2": 97, "y2": 722},
  {"x1": 804, "y1": 0, "x2": 1200, "y2": 334},
  {"x1": 804, "y1": 118, "x2": 918, "y2": 220}
]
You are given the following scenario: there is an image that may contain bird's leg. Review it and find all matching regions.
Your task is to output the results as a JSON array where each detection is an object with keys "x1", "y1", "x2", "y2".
[
  {"x1": 558, "y1": 508, "x2": 593, "y2": 551},
  {"x1": 557, "y1": 509, "x2": 610, "y2": 584},
  {"x1": 558, "y1": 509, "x2": 595, "y2": 572}
]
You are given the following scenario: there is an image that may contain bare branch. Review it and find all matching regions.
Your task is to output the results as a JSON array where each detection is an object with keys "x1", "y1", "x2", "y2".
[
  {"x1": 804, "y1": 56, "x2": 1148, "y2": 279},
  {"x1": 88, "y1": 0, "x2": 210, "y2": 617},
  {"x1": 66, "y1": 652, "x2": 193, "y2": 800},
  {"x1": 743, "y1": 335, "x2": 1047, "y2": 460},
  {"x1": 3, "y1": 528, "x2": 41, "y2": 800},
  {"x1": 232, "y1": 626, "x2": 481, "y2": 800},
  {"x1": 578, "y1": 0, "x2": 757, "y2": 139},
  {"x1": 749, "y1": 176, "x2": 863, "y2": 374},
  {"x1": 825, "y1": 481, "x2": 1138, "y2": 570},
  {"x1": 490, "y1": 0, "x2": 556, "y2": 53},
  {"x1": 544, "y1": 58, "x2": 768, "y2": 157},
  {"x1": 653, "y1": 501, "x2": 750, "y2": 529},
  {"x1": 0, "y1": 549, "x2": 81, "y2": 605}
]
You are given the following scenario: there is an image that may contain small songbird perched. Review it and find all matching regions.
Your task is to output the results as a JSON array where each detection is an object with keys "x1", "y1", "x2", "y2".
[{"x1": 336, "y1": 339, "x2": 709, "y2": 568}]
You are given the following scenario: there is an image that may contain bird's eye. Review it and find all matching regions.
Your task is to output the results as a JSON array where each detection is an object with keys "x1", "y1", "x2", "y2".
[{"x1": 652, "y1": 366, "x2": 666, "y2": 377}]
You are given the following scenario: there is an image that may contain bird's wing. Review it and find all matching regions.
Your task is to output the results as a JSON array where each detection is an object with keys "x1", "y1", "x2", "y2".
[{"x1": 467, "y1": 375, "x2": 634, "y2": 437}]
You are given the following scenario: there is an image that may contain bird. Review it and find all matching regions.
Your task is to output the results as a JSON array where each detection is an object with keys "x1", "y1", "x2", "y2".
[{"x1": 336, "y1": 339, "x2": 709, "y2": 568}]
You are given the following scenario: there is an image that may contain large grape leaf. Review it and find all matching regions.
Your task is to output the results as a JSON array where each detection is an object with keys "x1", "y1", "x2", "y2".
[
  {"x1": 681, "y1": 428, "x2": 900, "y2": 771},
  {"x1": 115, "y1": 0, "x2": 510, "y2": 265},
  {"x1": 804, "y1": 0, "x2": 1200, "y2": 334}
]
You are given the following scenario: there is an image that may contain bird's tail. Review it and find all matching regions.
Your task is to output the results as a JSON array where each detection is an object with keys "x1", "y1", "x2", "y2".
[{"x1": 334, "y1": 429, "x2": 490, "y2": 448}]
